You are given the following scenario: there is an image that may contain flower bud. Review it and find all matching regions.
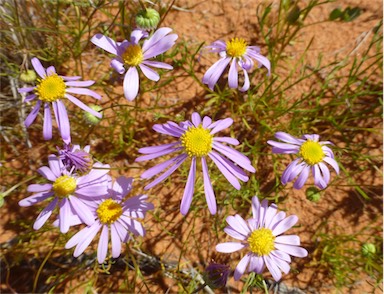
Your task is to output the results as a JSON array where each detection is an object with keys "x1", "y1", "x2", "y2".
[
  {"x1": 135, "y1": 8, "x2": 160, "y2": 30},
  {"x1": 361, "y1": 243, "x2": 376, "y2": 257},
  {"x1": 203, "y1": 263, "x2": 230, "y2": 289},
  {"x1": 20, "y1": 70, "x2": 37, "y2": 83}
]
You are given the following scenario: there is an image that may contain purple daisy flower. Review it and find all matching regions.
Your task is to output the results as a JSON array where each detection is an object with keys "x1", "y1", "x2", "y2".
[
  {"x1": 18, "y1": 57, "x2": 102, "y2": 144},
  {"x1": 65, "y1": 176, "x2": 154, "y2": 264},
  {"x1": 267, "y1": 132, "x2": 339, "y2": 189},
  {"x1": 19, "y1": 155, "x2": 110, "y2": 233},
  {"x1": 57, "y1": 143, "x2": 93, "y2": 174},
  {"x1": 202, "y1": 37, "x2": 270, "y2": 92},
  {"x1": 216, "y1": 196, "x2": 308, "y2": 281},
  {"x1": 91, "y1": 27, "x2": 178, "y2": 101},
  {"x1": 135, "y1": 112, "x2": 256, "y2": 215}
]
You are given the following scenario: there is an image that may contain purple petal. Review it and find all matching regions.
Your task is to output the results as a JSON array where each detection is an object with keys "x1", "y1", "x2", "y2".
[
  {"x1": 215, "y1": 242, "x2": 245, "y2": 253},
  {"x1": 201, "y1": 157, "x2": 216, "y2": 214},
  {"x1": 46, "y1": 66, "x2": 56, "y2": 75},
  {"x1": 271, "y1": 249, "x2": 291, "y2": 263},
  {"x1": 141, "y1": 60, "x2": 173, "y2": 70},
  {"x1": 268, "y1": 211, "x2": 287, "y2": 230},
  {"x1": 180, "y1": 158, "x2": 196, "y2": 215},
  {"x1": 234, "y1": 254, "x2": 251, "y2": 281},
  {"x1": 31, "y1": 57, "x2": 46, "y2": 78},
  {"x1": 239, "y1": 69, "x2": 250, "y2": 92},
  {"x1": 280, "y1": 158, "x2": 302, "y2": 184},
  {"x1": 208, "y1": 151, "x2": 241, "y2": 190},
  {"x1": 275, "y1": 235, "x2": 300, "y2": 246},
  {"x1": 269, "y1": 254, "x2": 290, "y2": 274},
  {"x1": 59, "y1": 198, "x2": 71, "y2": 233},
  {"x1": 249, "y1": 255, "x2": 265, "y2": 274},
  {"x1": 272, "y1": 215, "x2": 298, "y2": 236},
  {"x1": 47, "y1": 155, "x2": 64, "y2": 178},
  {"x1": 267, "y1": 140, "x2": 300, "y2": 154},
  {"x1": 135, "y1": 146, "x2": 182, "y2": 162},
  {"x1": 274, "y1": 132, "x2": 303, "y2": 145},
  {"x1": 214, "y1": 137, "x2": 239, "y2": 145},
  {"x1": 219, "y1": 155, "x2": 249, "y2": 182},
  {"x1": 52, "y1": 100, "x2": 71, "y2": 144},
  {"x1": 33, "y1": 198, "x2": 58, "y2": 230},
  {"x1": 293, "y1": 165, "x2": 310, "y2": 189},
  {"x1": 130, "y1": 29, "x2": 147, "y2": 45},
  {"x1": 65, "y1": 94, "x2": 102, "y2": 118},
  {"x1": 226, "y1": 214, "x2": 250, "y2": 236},
  {"x1": 191, "y1": 112, "x2": 201, "y2": 127},
  {"x1": 258, "y1": 199, "x2": 269, "y2": 226},
  {"x1": 274, "y1": 243, "x2": 308, "y2": 258},
  {"x1": 65, "y1": 80, "x2": 94, "y2": 87},
  {"x1": 202, "y1": 57, "x2": 231, "y2": 90},
  {"x1": 73, "y1": 222, "x2": 102, "y2": 257},
  {"x1": 252, "y1": 196, "x2": 261, "y2": 219},
  {"x1": 138, "y1": 142, "x2": 179, "y2": 154},
  {"x1": 264, "y1": 255, "x2": 282, "y2": 281},
  {"x1": 65, "y1": 88, "x2": 101, "y2": 100},
  {"x1": 318, "y1": 162, "x2": 330, "y2": 184},
  {"x1": 228, "y1": 58, "x2": 238, "y2": 89},
  {"x1": 202, "y1": 116, "x2": 212, "y2": 128},
  {"x1": 141, "y1": 154, "x2": 185, "y2": 179},
  {"x1": 43, "y1": 103, "x2": 52, "y2": 140},
  {"x1": 143, "y1": 34, "x2": 177, "y2": 59},
  {"x1": 25, "y1": 100, "x2": 41, "y2": 128},
  {"x1": 263, "y1": 203, "x2": 278, "y2": 228},
  {"x1": 18, "y1": 87, "x2": 35, "y2": 93},
  {"x1": 212, "y1": 142, "x2": 255, "y2": 172},
  {"x1": 111, "y1": 224, "x2": 122, "y2": 258},
  {"x1": 69, "y1": 196, "x2": 95, "y2": 226},
  {"x1": 27, "y1": 184, "x2": 52, "y2": 193},
  {"x1": 224, "y1": 226, "x2": 247, "y2": 240},
  {"x1": 139, "y1": 64, "x2": 159, "y2": 81},
  {"x1": 144, "y1": 155, "x2": 187, "y2": 189},
  {"x1": 91, "y1": 34, "x2": 118, "y2": 55},
  {"x1": 142, "y1": 27, "x2": 173, "y2": 52},
  {"x1": 111, "y1": 59, "x2": 125, "y2": 74},
  {"x1": 123, "y1": 67, "x2": 139, "y2": 101},
  {"x1": 97, "y1": 225, "x2": 109, "y2": 263},
  {"x1": 313, "y1": 164, "x2": 327, "y2": 190},
  {"x1": 19, "y1": 191, "x2": 54, "y2": 207},
  {"x1": 323, "y1": 156, "x2": 339, "y2": 174},
  {"x1": 209, "y1": 118, "x2": 233, "y2": 135}
]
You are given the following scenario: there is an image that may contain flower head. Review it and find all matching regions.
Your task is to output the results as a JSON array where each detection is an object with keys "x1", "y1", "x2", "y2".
[
  {"x1": 267, "y1": 132, "x2": 339, "y2": 189},
  {"x1": 57, "y1": 144, "x2": 93, "y2": 174},
  {"x1": 18, "y1": 58, "x2": 102, "y2": 144},
  {"x1": 204, "y1": 262, "x2": 231, "y2": 288},
  {"x1": 202, "y1": 38, "x2": 270, "y2": 92},
  {"x1": 135, "y1": 112, "x2": 255, "y2": 215},
  {"x1": 65, "y1": 176, "x2": 154, "y2": 263},
  {"x1": 216, "y1": 196, "x2": 308, "y2": 281},
  {"x1": 91, "y1": 27, "x2": 177, "y2": 101},
  {"x1": 19, "y1": 155, "x2": 110, "y2": 233}
]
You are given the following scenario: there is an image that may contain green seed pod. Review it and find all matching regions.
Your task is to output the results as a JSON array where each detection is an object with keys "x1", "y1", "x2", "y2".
[
  {"x1": 361, "y1": 243, "x2": 376, "y2": 257},
  {"x1": 20, "y1": 70, "x2": 37, "y2": 83},
  {"x1": 306, "y1": 187, "x2": 321, "y2": 202},
  {"x1": 135, "y1": 8, "x2": 160, "y2": 30},
  {"x1": 84, "y1": 105, "x2": 103, "y2": 125}
]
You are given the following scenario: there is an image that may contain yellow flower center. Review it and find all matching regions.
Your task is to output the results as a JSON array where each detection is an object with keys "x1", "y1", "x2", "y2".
[
  {"x1": 247, "y1": 228, "x2": 275, "y2": 256},
  {"x1": 122, "y1": 44, "x2": 143, "y2": 66},
  {"x1": 181, "y1": 125, "x2": 213, "y2": 157},
  {"x1": 52, "y1": 175, "x2": 77, "y2": 198},
  {"x1": 97, "y1": 199, "x2": 123, "y2": 225},
  {"x1": 299, "y1": 140, "x2": 325, "y2": 165},
  {"x1": 226, "y1": 38, "x2": 247, "y2": 58},
  {"x1": 35, "y1": 74, "x2": 66, "y2": 102}
]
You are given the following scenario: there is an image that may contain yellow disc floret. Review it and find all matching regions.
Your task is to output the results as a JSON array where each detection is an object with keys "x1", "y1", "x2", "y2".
[
  {"x1": 226, "y1": 38, "x2": 247, "y2": 58},
  {"x1": 52, "y1": 175, "x2": 77, "y2": 198},
  {"x1": 181, "y1": 125, "x2": 213, "y2": 157},
  {"x1": 35, "y1": 74, "x2": 66, "y2": 102},
  {"x1": 248, "y1": 228, "x2": 275, "y2": 256},
  {"x1": 97, "y1": 199, "x2": 123, "y2": 225},
  {"x1": 299, "y1": 140, "x2": 325, "y2": 165},
  {"x1": 122, "y1": 44, "x2": 143, "y2": 66}
]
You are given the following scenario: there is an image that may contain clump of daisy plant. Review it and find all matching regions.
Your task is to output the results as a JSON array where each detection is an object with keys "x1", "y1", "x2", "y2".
[
  {"x1": 65, "y1": 176, "x2": 154, "y2": 263},
  {"x1": 19, "y1": 155, "x2": 110, "y2": 233},
  {"x1": 202, "y1": 37, "x2": 270, "y2": 92},
  {"x1": 18, "y1": 57, "x2": 102, "y2": 144},
  {"x1": 91, "y1": 27, "x2": 177, "y2": 101},
  {"x1": 267, "y1": 132, "x2": 339, "y2": 189},
  {"x1": 135, "y1": 112, "x2": 255, "y2": 215},
  {"x1": 216, "y1": 196, "x2": 308, "y2": 281}
]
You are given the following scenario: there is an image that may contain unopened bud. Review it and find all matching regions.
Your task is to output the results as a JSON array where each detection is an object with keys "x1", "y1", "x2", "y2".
[
  {"x1": 20, "y1": 70, "x2": 37, "y2": 83},
  {"x1": 135, "y1": 8, "x2": 160, "y2": 30}
]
